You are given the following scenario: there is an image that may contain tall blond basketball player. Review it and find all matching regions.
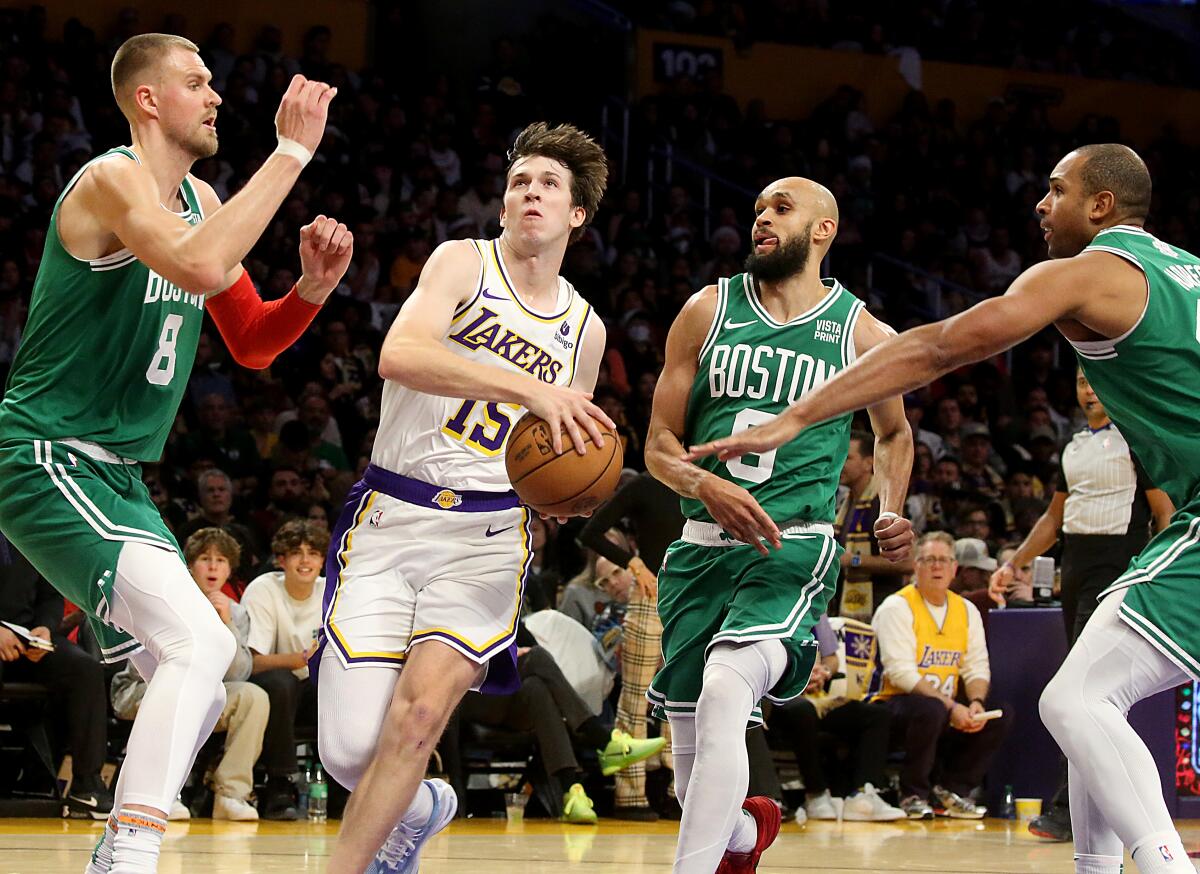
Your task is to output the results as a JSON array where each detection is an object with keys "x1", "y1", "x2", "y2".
[{"x1": 313, "y1": 122, "x2": 614, "y2": 873}]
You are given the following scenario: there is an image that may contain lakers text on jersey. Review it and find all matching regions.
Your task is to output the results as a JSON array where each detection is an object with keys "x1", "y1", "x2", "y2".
[{"x1": 315, "y1": 239, "x2": 595, "y2": 689}]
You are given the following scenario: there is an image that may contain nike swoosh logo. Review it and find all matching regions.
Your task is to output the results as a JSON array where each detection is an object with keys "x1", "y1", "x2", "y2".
[
  {"x1": 485, "y1": 525, "x2": 514, "y2": 537},
  {"x1": 724, "y1": 319, "x2": 757, "y2": 330},
  {"x1": 70, "y1": 795, "x2": 98, "y2": 806},
  {"x1": 480, "y1": 287, "x2": 506, "y2": 300}
]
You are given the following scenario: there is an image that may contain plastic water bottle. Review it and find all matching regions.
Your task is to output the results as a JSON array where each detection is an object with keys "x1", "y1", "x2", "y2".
[
  {"x1": 1001, "y1": 785, "x2": 1016, "y2": 820},
  {"x1": 308, "y1": 763, "x2": 328, "y2": 823},
  {"x1": 299, "y1": 764, "x2": 311, "y2": 815}
]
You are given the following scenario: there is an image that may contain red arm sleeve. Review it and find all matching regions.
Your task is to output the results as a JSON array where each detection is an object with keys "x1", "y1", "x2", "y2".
[{"x1": 206, "y1": 269, "x2": 322, "y2": 370}]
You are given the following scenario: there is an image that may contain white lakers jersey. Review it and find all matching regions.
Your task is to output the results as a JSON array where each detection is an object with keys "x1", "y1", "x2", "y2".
[{"x1": 373, "y1": 238, "x2": 595, "y2": 491}]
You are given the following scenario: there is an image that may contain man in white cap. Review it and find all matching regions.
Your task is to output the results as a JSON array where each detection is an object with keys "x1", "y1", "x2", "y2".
[{"x1": 953, "y1": 537, "x2": 997, "y2": 594}]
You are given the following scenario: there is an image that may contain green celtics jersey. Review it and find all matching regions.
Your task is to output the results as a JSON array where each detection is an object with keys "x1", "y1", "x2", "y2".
[
  {"x1": 1074, "y1": 225, "x2": 1200, "y2": 508},
  {"x1": 0, "y1": 147, "x2": 206, "y2": 462},
  {"x1": 681, "y1": 273, "x2": 864, "y2": 524}
]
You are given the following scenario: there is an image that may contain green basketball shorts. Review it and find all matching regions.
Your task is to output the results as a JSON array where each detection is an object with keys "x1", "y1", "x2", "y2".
[
  {"x1": 647, "y1": 520, "x2": 841, "y2": 724},
  {"x1": 1102, "y1": 497, "x2": 1200, "y2": 679},
  {"x1": 0, "y1": 438, "x2": 180, "y2": 662}
]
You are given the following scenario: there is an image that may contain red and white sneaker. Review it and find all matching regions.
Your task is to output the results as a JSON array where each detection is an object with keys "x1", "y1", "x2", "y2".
[{"x1": 716, "y1": 797, "x2": 782, "y2": 873}]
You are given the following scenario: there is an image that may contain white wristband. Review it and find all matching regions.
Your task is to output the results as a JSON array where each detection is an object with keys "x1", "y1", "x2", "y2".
[{"x1": 275, "y1": 137, "x2": 312, "y2": 168}]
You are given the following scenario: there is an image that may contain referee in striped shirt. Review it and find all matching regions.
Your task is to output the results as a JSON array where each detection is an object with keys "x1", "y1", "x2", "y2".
[{"x1": 988, "y1": 368, "x2": 1173, "y2": 841}]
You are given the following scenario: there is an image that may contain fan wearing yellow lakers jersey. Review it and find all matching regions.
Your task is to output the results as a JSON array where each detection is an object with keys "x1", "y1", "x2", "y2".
[
  {"x1": 315, "y1": 123, "x2": 614, "y2": 874},
  {"x1": 871, "y1": 532, "x2": 1012, "y2": 819}
]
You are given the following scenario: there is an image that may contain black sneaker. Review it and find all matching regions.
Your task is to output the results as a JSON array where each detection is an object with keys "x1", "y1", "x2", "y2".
[
  {"x1": 1029, "y1": 807, "x2": 1072, "y2": 841},
  {"x1": 67, "y1": 775, "x2": 114, "y2": 821},
  {"x1": 260, "y1": 776, "x2": 300, "y2": 821}
]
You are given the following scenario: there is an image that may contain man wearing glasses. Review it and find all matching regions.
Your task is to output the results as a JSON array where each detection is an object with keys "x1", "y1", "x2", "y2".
[{"x1": 871, "y1": 531, "x2": 1012, "y2": 819}]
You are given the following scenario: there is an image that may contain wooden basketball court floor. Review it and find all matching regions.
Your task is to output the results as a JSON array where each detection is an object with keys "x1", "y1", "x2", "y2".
[{"x1": 3, "y1": 817, "x2": 1198, "y2": 873}]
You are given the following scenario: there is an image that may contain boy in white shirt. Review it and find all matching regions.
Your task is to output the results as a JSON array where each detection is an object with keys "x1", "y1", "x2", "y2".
[{"x1": 242, "y1": 519, "x2": 328, "y2": 819}]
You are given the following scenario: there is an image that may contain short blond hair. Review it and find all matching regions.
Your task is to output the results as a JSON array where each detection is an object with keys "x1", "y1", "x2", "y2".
[
  {"x1": 111, "y1": 33, "x2": 200, "y2": 116},
  {"x1": 916, "y1": 531, "x2": 955, "y2": 553}
]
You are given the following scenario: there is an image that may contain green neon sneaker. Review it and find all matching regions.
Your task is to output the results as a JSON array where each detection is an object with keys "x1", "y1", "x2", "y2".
[
  {"x1": 597, "y1": 729, "x2": 667, "y2": 777},
  {"x1": 561, "y1": 783, "x2": 598, "y2": 825}
]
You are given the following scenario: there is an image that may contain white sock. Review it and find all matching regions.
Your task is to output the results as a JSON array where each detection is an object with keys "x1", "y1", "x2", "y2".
[
  {"x1": 85, "y1": 814, "x2": 119, "y2": 874},
  {"x1": 727, "y1": 810, "x2": 757, "y2": 854},
  {"x1": 1074, "y1": 853, "x2": 1123, "y2": 874},
  {"x1": 110, "y1": 809, "x2": 167, "y2": 874},
  {"x1": 1131, "y1": 831, "x2": 1191, "y2": 873}
]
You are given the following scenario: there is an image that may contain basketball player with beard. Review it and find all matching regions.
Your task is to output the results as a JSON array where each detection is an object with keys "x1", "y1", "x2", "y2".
[
  {"x1": 687, "y1": 145, "x2": 1200, "y2": 874},
  {"x1": 644, "y1": 177, "x2": 915, "y2": 872},
  {"x1": 0, "y1": 33, "x2": 346, "y2": 874}
]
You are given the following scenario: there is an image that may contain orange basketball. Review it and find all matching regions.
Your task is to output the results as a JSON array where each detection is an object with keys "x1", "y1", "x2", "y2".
[{"x1": 504, "y1": 413, "x2": 624, "y2": 517}]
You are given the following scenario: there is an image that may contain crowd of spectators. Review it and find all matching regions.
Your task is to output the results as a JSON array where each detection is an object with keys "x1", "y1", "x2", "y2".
[
  {"x1": 627, "y1": 0, "x2": 1200, "y2": 88},
  {"x1": 0, "y1": 2, "x2": 1192, "y2": 821}
]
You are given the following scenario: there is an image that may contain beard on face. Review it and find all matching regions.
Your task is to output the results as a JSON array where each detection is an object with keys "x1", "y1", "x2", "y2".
[
  {"x1": 744, "y1": 224, "x2": 813, "y2": 281},
  {"x1": 187, "y1": 128, "x2": 219, "y2": 160}
]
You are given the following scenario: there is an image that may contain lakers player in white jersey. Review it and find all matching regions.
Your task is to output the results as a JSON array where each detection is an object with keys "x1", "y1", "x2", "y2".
[{"x1": 314, "y1": 122, "x2": 614, "y2": 873}]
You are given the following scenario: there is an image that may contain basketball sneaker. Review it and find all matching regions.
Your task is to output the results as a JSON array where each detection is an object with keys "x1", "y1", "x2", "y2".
[
  {"x1": 804, "y1": 789, "x2": 841, "y2": 821},
  {"x1": 900, "y1": 795, "x2": 934, "y2": 820},
  {"x1": 842, "y1": 784, "x2": 906, "y2": 822},
  {"x1": 367, "y1": 778, "x2": 458, "y2": 874},
  {"x1": 932, "y1": 785, "x2": 986, "y2": 819},
  {"x1": 716, "y1": 797, "x2": 781, "y2": 873},
  {"x1": 561, "y1": 783, "x2": 598, "y2": 825},
  {"x1": 597, "y1": 729, "x2": 668, "y2": 777},
  {"x1": 212, "y1": 793, "x2": 259, "y2": 821},
  {"x1": 167, "y1": 797, "x2": 191, "y2": 821},
  {"x1": 1028, "y1": 806, "x2": 1072, "y2": 841}
]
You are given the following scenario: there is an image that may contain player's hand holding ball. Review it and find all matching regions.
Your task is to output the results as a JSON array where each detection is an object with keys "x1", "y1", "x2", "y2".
[
  {"x1": 505, "y1": 409, "x2": 623, "y2": 519},
  {"x1": 522, "y1": 383, "x2": 615, "y2": 456},
  {"x1": 297, "y1": 215, "x2": 353, "y2": 304},
  {"x1": 874, "y1": 512, "x2": 914, "y2": 562}
]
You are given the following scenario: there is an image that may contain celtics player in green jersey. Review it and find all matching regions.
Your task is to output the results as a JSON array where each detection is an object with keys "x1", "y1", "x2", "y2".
[
  {"x1": 692, "y1": 145, "x2": 1199, "y2": 874},
  {"x1": 646, "y1": 177, "x2": 915, "y2": 873},
  {"x1": 0, "y1": 33, "x2": 353, "y2": 874}
]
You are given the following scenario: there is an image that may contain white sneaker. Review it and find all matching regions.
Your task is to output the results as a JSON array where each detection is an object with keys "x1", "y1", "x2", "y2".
[
  {"x1": 804, "y1": 789, "x2": 841, "y2": 820},
  {"x1": 794, "y1": 805, "x2": 808, "y2": 826},
  {"x1": 213, "y1": 794, "x2": 260, "y2": 821},
  {"x1": 168, "y1": 797, "x2": 191, "y2": 821},
  {"x1": 842, "y1": 783, "x2": 906, "y2": 821},
  {"x1": 366, "y1": 778, "x2": 458, "y2": 874}
]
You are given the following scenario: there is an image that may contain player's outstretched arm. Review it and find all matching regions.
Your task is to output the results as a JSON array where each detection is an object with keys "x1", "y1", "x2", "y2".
[
  {"x1": 76, "y1": 75, "x2": 335, "y2": 293},
  {"x1": 378, "y1": 240, "x2": 614, "y2": 455},
  {"x1": 855, "y1": 312, "x2": 916, "y2": 565},
  {"x1": 204, "y1": 216, "x2": 352, "y2": 370},
  {"x1": 686, "y1": 258, "x2": 1093, "y2": 463},
  {"x1": 645, "y1": 287, "x2": 781, "y2": 555}
]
